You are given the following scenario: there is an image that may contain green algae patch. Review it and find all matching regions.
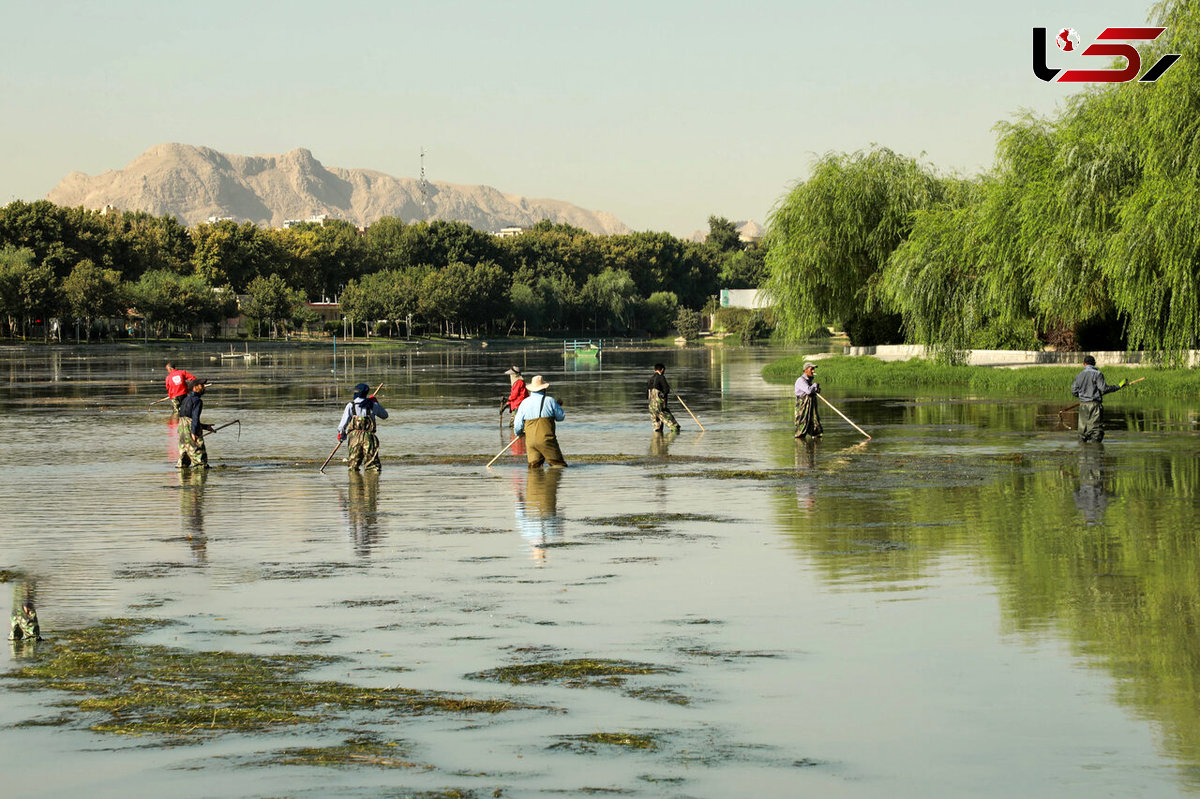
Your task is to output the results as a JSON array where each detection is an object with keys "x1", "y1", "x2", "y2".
[
  {"x1": 2, "y1": 618, "x2": 543, "y2": 741},
  {"x1": 582, "y1": 513, "x2": 726, "y2": 529},
  {"x1": 664, "y1": 469, "x2": 800, "y2": 481},
  {"x1": 467, "y1": 658, "x2": 689, "y2": 705},
  {"x1": 255, "y1": 735, "x2": 431, "y2": 770},
  {"x1": 550, "y1": 731, "x2": 661, "y2": 753}
]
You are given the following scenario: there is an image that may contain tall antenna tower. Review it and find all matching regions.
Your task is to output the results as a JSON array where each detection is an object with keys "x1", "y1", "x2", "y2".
[{"x1": 418, "y1": 147, "x2": 433, "y2": 221}]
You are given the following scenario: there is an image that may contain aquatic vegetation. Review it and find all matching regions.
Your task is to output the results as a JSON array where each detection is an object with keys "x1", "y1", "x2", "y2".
[
  {"x1": 2, "y1": 618, "x2": 543, "y2": 741},
  {"x1": 0, "y1": 568, "x2": 29, "y2": 582},
  {"x1": 467, "y1": 658, "x2": 688, "y2": 705},
  {"x1": 550, "y1": 731, "x2": 661, "y2": 753},
  {"x1": 251, "y1": 735, "x2": 431, "y2": 769},
  {"x1": 581, "y1": 513, "x2": 726, "y2": 529}
]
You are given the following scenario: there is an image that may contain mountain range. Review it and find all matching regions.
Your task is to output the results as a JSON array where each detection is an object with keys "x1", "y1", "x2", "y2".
[{"x1": 46, "y1": 143, "x2": 631, "y2": 235}]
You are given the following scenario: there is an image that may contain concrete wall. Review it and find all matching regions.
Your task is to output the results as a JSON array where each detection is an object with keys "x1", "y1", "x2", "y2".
[{"x1": 842, "y1": 345, "x2": 1200, "y2": 367}]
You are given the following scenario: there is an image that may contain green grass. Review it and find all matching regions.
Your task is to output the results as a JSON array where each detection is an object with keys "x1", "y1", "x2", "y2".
[{"x1": 763, "y1": 355, "x2": 1200, "y2": 397}]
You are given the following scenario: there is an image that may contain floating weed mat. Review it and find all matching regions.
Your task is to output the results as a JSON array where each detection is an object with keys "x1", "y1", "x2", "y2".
[
  {"x1": 549, "y1": 730, "x2": 661, "y2": 753},
  {"x1": 581, "y1": 512, "x2": 728, "y2": 530},
  {"x1": 466, "y1": 658, "x2": 689, "y2": 705},
  {"x1": 2, "y1": 618, "x2": 543, "y2": 741},
  {"x1": 249, "y1": 734, "x2": 431, "y2": 770}
]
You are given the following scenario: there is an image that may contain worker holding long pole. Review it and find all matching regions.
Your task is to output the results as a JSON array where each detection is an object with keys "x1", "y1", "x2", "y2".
[
  {"x1": 1070, "y1": 356, "x2": 1135, "y2": 443},
  {"x1": 793, "y1": 361, "x2": 823, "y2": 439},
  {"x1": 334, "y1": 382, "x2": 387, "y2": 472}
]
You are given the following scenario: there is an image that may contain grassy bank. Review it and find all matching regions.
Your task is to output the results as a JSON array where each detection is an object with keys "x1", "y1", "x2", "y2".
[{"x1": 762, "y1": 355, "x2": 1200, "y2": 398}]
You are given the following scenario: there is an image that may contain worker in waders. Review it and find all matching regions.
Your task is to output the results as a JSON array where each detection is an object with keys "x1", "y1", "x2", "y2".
[
  {"x1": 337, "y1": 383, "x2": 389, "y2": 471},
  {"x1": 177, "y1": 379, "x2": 215, "y2": 468},
  {"x1": 513, "y1": 375, "x2": 567, "y2": 468},
  {"x1": 1071, "y1": 355, "x2": 1127, "y2": 443},
  {"x1": 165, "y1": 361, "x2": 196, "y2": 414},
  {"x1": 646, "y1": 363, "x2": 681, "y2": 433},
  {"x1": 794, "y1": 362, "x2": 823, "y2": 439}
]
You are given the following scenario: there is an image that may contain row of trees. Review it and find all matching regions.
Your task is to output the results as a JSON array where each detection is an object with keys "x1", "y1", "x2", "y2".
[
  {"x1": 765, "y1": 0, "x2": 1200, "y2": 362},
  {"x1": 0, "y1": 199, "x2": 767, "y2": 340}
]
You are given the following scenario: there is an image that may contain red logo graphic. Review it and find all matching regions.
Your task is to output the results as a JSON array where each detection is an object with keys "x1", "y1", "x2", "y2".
[{"x1": 1033, "y1": 27, "x2": 1181, "y2": 83}]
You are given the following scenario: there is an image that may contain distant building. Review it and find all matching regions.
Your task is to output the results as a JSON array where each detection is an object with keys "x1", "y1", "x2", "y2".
[
  {"x1": 720, "y1": 288, "x2": 772, "y2": 310},
  {"x1": 496, "y1": 226, "x2": 526, "y2": 238},
  {"x1": 283, "y1": 214, "x2": 331, "y2": 228},
  {"x1": 206, "y1": 215, "x2": 235, "y2": 223}
]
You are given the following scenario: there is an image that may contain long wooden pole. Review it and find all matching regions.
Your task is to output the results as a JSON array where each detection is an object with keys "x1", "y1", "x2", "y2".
[
  {"x1": 673, "y1": 393, "x2": 705, "y2": 432},
  {"x1": 817, "y1": 393, "x2": 871, "y2": 440},
  {"x1": 319, "y1": 440, "x2": 343, "y2": 473},
  {"x1": 1057, "y1": 376, "x2": 1145, "y2": 416},
  {"x1": 320, "y1": 382, "x2": 384, "y2": 472},
  {"x1": 486, "y1": 436, "x2": 520, "y2": 468},
  {"x1": 150, "y1": 395, "x2": 171, "y2": 406}
]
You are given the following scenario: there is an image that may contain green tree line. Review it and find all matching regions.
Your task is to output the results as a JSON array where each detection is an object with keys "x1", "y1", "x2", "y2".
[
  {"x1": 765, "y1": 0, "x2": 1200, "y2": 363},
  {"x1": 0, "y1": 201, "x2": 766, "y2": 341}
]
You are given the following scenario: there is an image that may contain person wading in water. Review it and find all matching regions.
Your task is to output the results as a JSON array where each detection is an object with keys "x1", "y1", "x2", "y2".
[
  {"x1": 1070, "y1": 355, "x2": 1127, "y2": 443},
  {"x1": 513, "y1": 375, "x2": 567, "y2": 468},
  {"x1": 794, "y1": 361, "x2": 823, "y2": 439},
  {"x1": 337, "y1": 383, "x2": 389, "y2": 471},
  {"x1": 177, "y1": 379, "x2": 216, "y2": 468}
]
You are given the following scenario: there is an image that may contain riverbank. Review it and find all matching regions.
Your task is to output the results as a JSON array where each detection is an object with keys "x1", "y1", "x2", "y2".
[{"x1": 763, "y1": 354, "x2": 1200, "y2": 397}]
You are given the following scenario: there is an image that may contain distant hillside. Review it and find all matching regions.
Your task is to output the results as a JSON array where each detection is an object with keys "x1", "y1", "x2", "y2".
[{"x1": 47, "y1": 143, "x2": 631, "y2": 235}]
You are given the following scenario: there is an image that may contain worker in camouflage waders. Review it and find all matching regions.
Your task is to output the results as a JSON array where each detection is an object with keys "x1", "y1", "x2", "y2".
[
  {"x1": 177, "y1": 379, "x2": 215, "y2": 468},
  {"x1": 1071, "y1": 355, "x2": 1127, "y2": 443},
  {"x1": 337, "y1": 383, "x2": 389, "y2": 471},
  {"x1": 794, "y1": 361, "x2": 823, "y2": 439},
  {"x1": 646, "y1": 363, "x2": 681, "y2": 433},
  {"x1": 513, "y1": 375, "x2": 567, "y2": 468}
]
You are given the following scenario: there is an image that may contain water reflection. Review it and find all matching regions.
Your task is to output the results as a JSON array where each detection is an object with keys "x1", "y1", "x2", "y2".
[
  {"x1": 166, "y1": 415, "x2": 180, "y2": 464},
  {"x1": 648, "y1": 430, "x2": 676, "y2": 457},
  {"x1": 793, "y1": 438, "x2": 817, "y2": 513},
  {"x1": 1073, "y1": 445, "x2": 1111, "y2": 525},
  {"x1": 513, "y1": 467, "x2": 563, "y2": 563},
  {"x1": 178, "y1": 469, "x2": 209, "y2": 564},
  {"x1": 338, "y1": 471, "x2": 381, "y2": 556}
]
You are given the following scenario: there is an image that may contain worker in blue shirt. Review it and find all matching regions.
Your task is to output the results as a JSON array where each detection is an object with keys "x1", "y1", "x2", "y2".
[{"x1": 513, "y1": 375, "x2": 567, "y2": 468}]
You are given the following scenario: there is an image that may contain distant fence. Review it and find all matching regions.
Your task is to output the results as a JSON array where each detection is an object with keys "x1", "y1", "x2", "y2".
[{"x1": 563, "y1": 339, "x2": 603, "y2": 353}]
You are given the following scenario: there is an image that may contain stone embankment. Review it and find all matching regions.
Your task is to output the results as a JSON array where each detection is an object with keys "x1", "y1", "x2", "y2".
[{"x1": 840, "y1": 345, "x2": 1200, "y2": 368}]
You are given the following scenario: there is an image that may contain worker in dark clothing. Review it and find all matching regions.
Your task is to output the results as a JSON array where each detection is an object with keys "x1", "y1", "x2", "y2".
[
  {"x1": 1070, "y1": 355, "x2": 1127, "y2": 443},
  {"x1": 177, "y1": 379, "x2": 215, "y2": 468},
  {"x1": 646, "y1": 363, "x2": 681, "y2": 433}
]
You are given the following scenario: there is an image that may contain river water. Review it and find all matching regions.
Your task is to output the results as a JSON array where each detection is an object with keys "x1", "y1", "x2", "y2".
[{"x1": 1, "y1": 343, "x2": 1198, "y2": 798}]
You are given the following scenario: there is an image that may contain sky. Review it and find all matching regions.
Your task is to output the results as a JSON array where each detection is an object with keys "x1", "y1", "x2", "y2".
[{"x1": 0, "y1": 0, "x2": 1161, "y2": 236}]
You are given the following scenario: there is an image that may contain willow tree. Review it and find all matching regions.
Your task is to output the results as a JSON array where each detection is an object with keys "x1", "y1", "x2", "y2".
[
  {"x1": 1098, "y1": 0, "x2": 1200, "y2": 360},
  {"x1": 764, "y1": 148, "x2": 946, "y2": 343}
]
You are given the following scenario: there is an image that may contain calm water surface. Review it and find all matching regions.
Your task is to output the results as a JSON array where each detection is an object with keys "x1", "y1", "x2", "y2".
[{"x1": 1, "y1": 343, "x2": 1198, "y2": 798}]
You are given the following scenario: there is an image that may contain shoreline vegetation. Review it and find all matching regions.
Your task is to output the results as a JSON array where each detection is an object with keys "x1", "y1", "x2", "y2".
[{"x1": 763, "y1": 355, "x2": 1200, "y2": 398}]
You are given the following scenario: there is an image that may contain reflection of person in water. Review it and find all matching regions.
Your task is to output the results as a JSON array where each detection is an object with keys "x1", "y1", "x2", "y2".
[
  {"x1": 344, "y1": 471, "x2": 381, "y2": 556},
  {"x1": 649, "y1": 429, "x2": 676, "y2": 457},
  {"x1": 794, "y1": 437, "x2": 818, "y2": 512},
  {"x1": 1073, "y1": 444, "x2": 1110, "y2": 525},
  {"x1": 179, "y1": 468, "x2": 208, "y2": 563},
  {"x1": 514, "y1": 467, "x2": 564, "y2": 563}
]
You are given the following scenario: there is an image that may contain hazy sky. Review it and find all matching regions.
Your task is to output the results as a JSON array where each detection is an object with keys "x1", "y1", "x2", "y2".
[{"x1": 0, "y1": 0, "x2": 1158, "y2": 235}]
